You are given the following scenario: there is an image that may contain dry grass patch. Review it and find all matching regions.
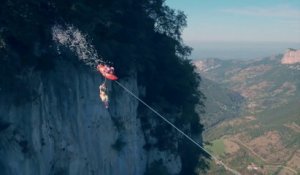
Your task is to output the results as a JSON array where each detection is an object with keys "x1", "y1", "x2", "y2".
[
  {"x1": 224, "y1": 139, "x2": 240, "y2": 155},
  {"x1": 248, "y1": 131, "x2": 290, "y2": 163},
  {"x1": 230, "y1": 65, "x2": 272, "y2": 83},
  {"x1": 286, "y1": 150, "x2": 300, "y2": 171},
  {"x1": 226, "y1": 116, "x2": 257, "y2": 127},
  {"x1": 284, "y1": 122, "x2": 300, "y2": 133}
]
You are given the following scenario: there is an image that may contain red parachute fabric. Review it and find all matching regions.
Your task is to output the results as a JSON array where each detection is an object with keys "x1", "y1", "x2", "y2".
[{"x1": 97, "y1": 64, "x2": 118, "y2": 80}]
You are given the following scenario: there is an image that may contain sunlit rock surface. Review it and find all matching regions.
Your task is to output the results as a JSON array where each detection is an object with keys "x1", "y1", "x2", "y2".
[{"x1": 281, "y1": 49, "x2": 300, "y2": 64}]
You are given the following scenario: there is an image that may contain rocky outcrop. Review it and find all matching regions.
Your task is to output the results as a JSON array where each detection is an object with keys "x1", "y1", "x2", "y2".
[
  {"x1": 193, "y1": 58, "x2": 222, "y2": 72},
  {"x1": 281, "y1": 49, "x2": 300, "y2": 64},
  {"x1": 0, "y1": 62, "x2": 180, "y2": 175}
]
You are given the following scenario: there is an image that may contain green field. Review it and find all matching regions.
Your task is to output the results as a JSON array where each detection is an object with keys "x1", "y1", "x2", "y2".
[{"x1": 205, "y1": 139, "x2": 225, "y2": 156}]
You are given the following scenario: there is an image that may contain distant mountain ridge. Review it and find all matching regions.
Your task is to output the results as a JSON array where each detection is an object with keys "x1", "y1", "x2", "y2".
[{"x1": 195, "y1": 52, "x2": 300, "y2": 113}]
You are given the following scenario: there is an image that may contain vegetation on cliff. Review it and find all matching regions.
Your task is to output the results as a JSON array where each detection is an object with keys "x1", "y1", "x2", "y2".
[{"x1": 0, "y1": 0, "x2": 208, "y2": 174}]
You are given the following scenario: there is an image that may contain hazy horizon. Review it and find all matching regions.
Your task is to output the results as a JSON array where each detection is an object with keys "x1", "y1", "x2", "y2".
[
  {"x1": 187, "y1": 41, "x2": 300, "y2": 60},
  {"x1": 166, "y1": 0, "x2": 300, "y2": 60}
]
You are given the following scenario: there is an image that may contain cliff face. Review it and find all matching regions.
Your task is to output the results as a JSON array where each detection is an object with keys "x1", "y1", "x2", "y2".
[
  {"x1": 281, "y1": 49, "x2": 300, "y2": 64},
  {"x1": 0, "y1": 1, "x2": 205, "y2": 174},
  {"x1": 0, "y1": 62, "x2": 151, "y2": 175}
]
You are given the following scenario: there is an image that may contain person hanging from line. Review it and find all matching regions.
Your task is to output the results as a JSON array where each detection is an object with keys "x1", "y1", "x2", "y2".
[
  {"x1": 96, "y1": 63, "x2": 118, "y2": 108},
  {"x1": 99, "y1": 82, "x2": 109, "y2": 108}
]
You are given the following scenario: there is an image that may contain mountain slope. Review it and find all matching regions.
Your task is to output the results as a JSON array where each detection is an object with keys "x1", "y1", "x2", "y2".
[
  {"x1": 198, "y1": 77, "x2": 244, "y2": 129},
  {"x1": 194, "y1": 52, "x2": 300, "y2": 174}
]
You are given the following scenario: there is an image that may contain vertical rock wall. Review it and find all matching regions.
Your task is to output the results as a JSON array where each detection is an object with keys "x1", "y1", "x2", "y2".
[{"x1": 0, "y1": 62, "x2": 147, "y2": 175}]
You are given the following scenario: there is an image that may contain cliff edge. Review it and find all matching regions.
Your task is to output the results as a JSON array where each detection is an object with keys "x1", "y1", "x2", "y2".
[{"x1": 281, "y1": 49, "x2": 300, "y2": 64}]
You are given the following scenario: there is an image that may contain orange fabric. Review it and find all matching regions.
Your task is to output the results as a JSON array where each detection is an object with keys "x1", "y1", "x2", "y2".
[{"x1": 97, "y1": 64, "x2": 118, "y2": 80}]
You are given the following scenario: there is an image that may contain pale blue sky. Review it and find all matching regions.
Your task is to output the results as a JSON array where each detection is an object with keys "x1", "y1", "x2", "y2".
[{"x1": 166, "y1": 0, "x2": 300, "y2": 42}]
